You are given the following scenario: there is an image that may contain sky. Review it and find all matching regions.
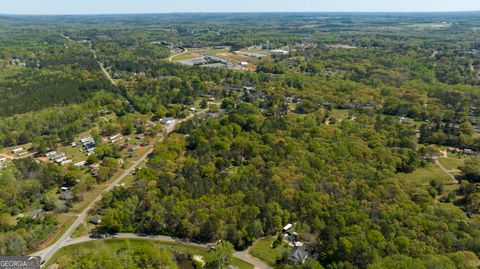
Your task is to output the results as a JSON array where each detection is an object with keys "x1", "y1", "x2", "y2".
[{"x1": 1, "y1": 0, "x2": 480, "y2": 15}]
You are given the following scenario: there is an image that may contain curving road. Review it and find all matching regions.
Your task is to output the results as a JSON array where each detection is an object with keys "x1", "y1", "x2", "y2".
[
  {"x1": 32, "y1": 140, "x2": 158, "y2": 264},
  {"x1": 168, "y1": 47, "x2": 188, "y2": 62},
  {"x1": 54, "y1": 233, "x2": 271, "y2": 269},
  {"x1": 60, "y1": 33, "x2": 116, "y2": 86},
  {"x1": 32, "y1": 112, "x2": 201, "y2": 264},
  {"x1": 30, "y1": 109, "x2": 274, "y2": 269}
]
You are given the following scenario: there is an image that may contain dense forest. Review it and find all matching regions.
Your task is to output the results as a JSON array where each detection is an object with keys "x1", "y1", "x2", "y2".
[{"x1": 97, "y1": 103, "x2": 479, "y2": 268}]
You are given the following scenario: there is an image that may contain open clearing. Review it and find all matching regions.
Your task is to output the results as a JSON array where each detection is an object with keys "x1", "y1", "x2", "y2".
[
  {"x1": 249, "y1": 236, "x2": 290, "y2": 266},
  {"x1": 47, "y1": 238, "x2": 253, "y2": 269}
]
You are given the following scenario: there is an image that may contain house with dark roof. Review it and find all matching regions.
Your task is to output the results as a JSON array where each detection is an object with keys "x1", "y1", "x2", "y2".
[
  {"x1": 159, "y1": 117, "x2": 175, "y2": 125},
  {"x1": 60, "y1": 190, "x2": 73, "y2": 200},
  {"x1": 89, "y1": 217, "x2": 102, "y2": 225},
  {"x1": 289, "y1": 246, "x2": 309, "y2": 264},
  {"x1": 28, "y1": 209, "x2": 43, "y2": 219}
]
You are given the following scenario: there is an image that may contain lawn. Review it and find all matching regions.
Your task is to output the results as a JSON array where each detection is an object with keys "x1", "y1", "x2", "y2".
[
  {"x1": 56, "y1": 144, "x2": 87, "y2": 164},
  {"x1": 438, "y1": 157, "x2": 464, "y2": 171},
  {"x1": 71, "y1": 188, "x2": 102, "y2": 213},
  {"x1": 249, "y1": 236, "x2": 290, "y2": 267},
  {"x1": 172, "y1": 52, "x2": 201, "y2": 61},
  {"x1": 396, "y1": 164, "x2": 451, "y2": 187},
  {"x1": 47, "y1": 238, "x2": 253, "y2": 269}
]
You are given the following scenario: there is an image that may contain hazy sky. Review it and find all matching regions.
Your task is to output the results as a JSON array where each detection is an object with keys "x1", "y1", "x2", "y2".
[{"x1": 1, "y1": 0, "x2": 480, "y2": 14}]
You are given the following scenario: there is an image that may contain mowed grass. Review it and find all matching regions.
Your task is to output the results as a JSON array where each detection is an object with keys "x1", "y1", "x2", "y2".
[
  {"x1": 396, "y1": 164, "x2": 460, "y2": 199},
  {"x1": 48, "y1": 238, "x2": 253, "y2": 269},
  {"x1": 249, "y1": 236, "x2": 290, "y2": 266},
  {"x1": 438, "y1": 157, "x2": 464, "y2": 171},
  {"x1": 396, "y1": 164, "x2": 451, "y2": 187},
  {"x1": 172, "y1": 52, "x2": 201, "y2": 61},
  {"x1": 56, "y1": 144, "x2": 87, "y2": 164}
]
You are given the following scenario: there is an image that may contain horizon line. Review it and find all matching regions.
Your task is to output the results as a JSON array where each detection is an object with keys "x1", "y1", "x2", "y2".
[{"x1": 1, "y1": 10, "x2": 480, "y2": 16}]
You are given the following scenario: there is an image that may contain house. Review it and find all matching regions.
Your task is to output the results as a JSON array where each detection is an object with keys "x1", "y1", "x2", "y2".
[
  {"x1": 45, "y1": 151, "x2": 57, "y2": 158},
  {"x1": 109, "y1": 134, "x2": 122, "y2": 141},
  {"x1": 90, "y1": 163, "x2": 100, "y2": 169},
  {"x1": 55, "y1": 156, "x2": 67, "y2": 163},
  {"x1": 80, "y1": 137, "x2": 95, "y2": 145},
  {"x1": 399, "y1": 117, "x2": 413, "y2": 125},
  {"x1": 294, "y1": 241, "x2": 304, "y2": 247},
  {"x1": 28, "y1": 209, "x2": 43, "y2": 219},
  {"x1": 464, "y1": 149, "x2": 480, "y2": 157},
  {"x1": 71, "y1": 141, "x2": 78, "y2": 147},
  {"x1": 60, "y1": 191, "x2": 73, "y2": 200},
  {"x1": 159, "y1": 117, "x2": 175, "y2": 125},
  {"x1": 271, "y1": 49, "x2": 289, "y2": 55},
  {"x1": 128, "y1": 145, "x2": 139, "y2": 152},
  {"x1": 282, "y1": 223, "x2": 293, "y2": 232},
  {"x1": 89, "y1": 217, "x2": 102, "y2": 225},
  {"x1": 12, "y1": 147, "x2": 24, "y2": 154},
  {"x1": 448, "y1": 147, "x2": 462, "y2": 153},
  {"x1": 49, "y1": 152, "x2": 65, "y2": 160},
  {"x1": 75, "y1": 161, "x2": 86, "y2": 167},
  {"x1": 81, "y1": 137, "x2": 96, "y2": 152},
  {"x1": 289, "y1": 246, "x2": 309, "y2": 264},
  {"x1": 240, "y1": 61, "x2": 249, "y2": 66},
  {"x1": 61, "y1": 159, "x2": 73, "y2": 166},
  {"x1": 206, "y1": 113, "x2": 217, "y2": 119}
]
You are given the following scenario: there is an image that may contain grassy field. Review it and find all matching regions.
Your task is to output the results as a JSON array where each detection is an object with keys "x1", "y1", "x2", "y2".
[
  {"x1": 172, "y1": 52, "x2": 201, "y2": 61},
  {"x1": 438, "y1": 157, "x2": 464, "y2": 171},
  {"x1": 56, "y1": 144, "x2": 87, "y2": 164},
  {"x1": 47, "y1": 238, "x2": 253, "y2": 269},
  {"x1": 396, "y1": 164, "x2": 451, "y2": 187},
  {"x1": 249, "y1": 236, "x2": 290, "y2": 266}
]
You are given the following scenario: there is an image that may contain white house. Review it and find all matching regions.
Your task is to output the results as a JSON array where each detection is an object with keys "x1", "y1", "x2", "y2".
[
  {"x1": 12, "y1": 147, "x2": 23, "y2": 154},
  {"x1": 74, "y1": 161, "x2": 86, "y2": 167},
  {"x1": 61, "y1": 159, "x2": 73, "y2": 166},
  {"x1": 159, "y1": 117, "x2": 176, "y2": 125},
  {"x1": 283, "y1": 223, "x2": 293, "y2": 232}
]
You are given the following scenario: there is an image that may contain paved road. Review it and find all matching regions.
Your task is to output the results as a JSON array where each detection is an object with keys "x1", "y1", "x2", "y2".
[
  {"x1": 32, "y1": 140, "x2": 158, "y2": 263},
  {"x1": 58, "y1": 233, "x2": 271, "y2": 269},
  {"x1": 60, "y1": 33, "x2": 115, "y2": 86},
  {"x1": 168, "y1": 48, "x2": 188, "y2": 62},
  {"x1": 31, "y1": 110, "x2": 208, "y2": 264}
]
